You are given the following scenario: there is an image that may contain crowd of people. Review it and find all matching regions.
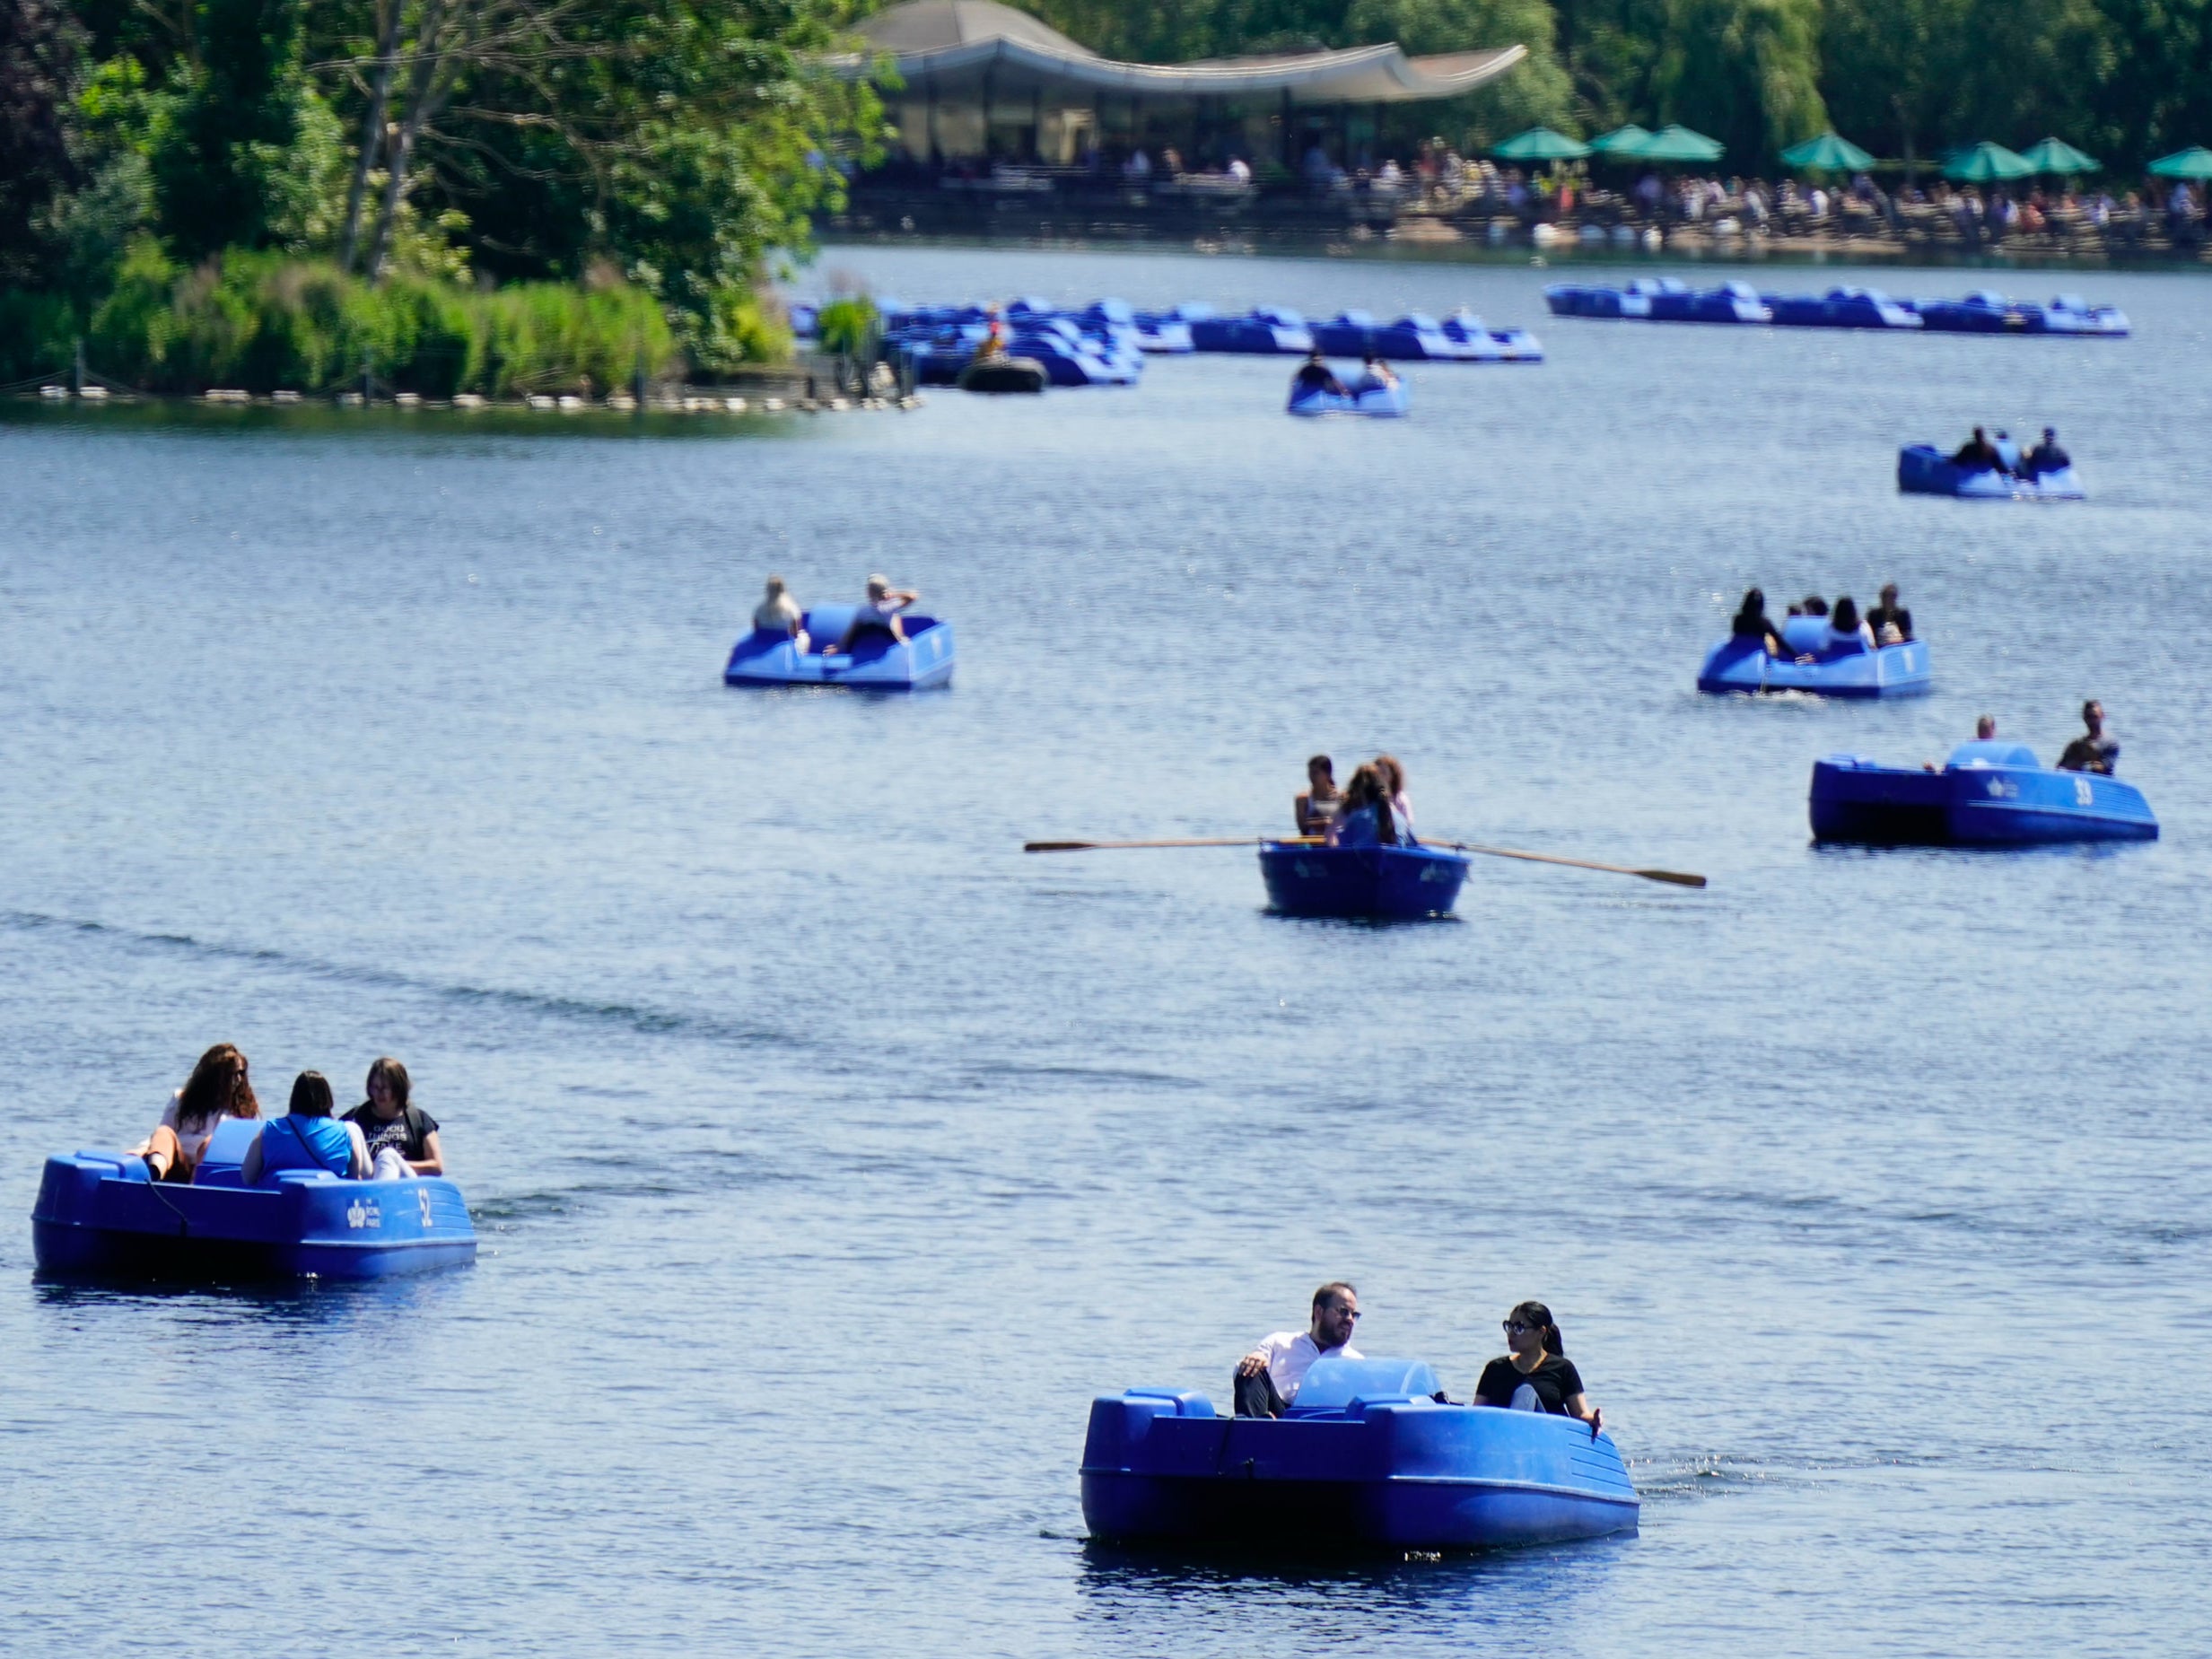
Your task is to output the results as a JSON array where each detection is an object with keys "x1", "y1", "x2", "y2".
[
  {"x1": 753, "y1": 573, "x2": 921, "y2": 653},
  {"x1": 1947, "y1": 425, "x2": 2071, "y2": 477},
  {"x1": 1236, "y1": 1282, "x2": 1604, "y2": 1427},
  {"x1": 1730, "y1": 582, "x2": 1915, "y2": 658},
  {"x1": 1295, "y1": 753, "x2": 1414, "y2": 846},
  {"x1": 129, "y1": 1044, "x2": 443, "y2": 1185}
]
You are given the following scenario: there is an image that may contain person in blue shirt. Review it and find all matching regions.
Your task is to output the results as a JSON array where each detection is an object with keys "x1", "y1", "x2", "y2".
[{"x1": 241, "y1": 1071, "x2": 372, "y2": 1183}]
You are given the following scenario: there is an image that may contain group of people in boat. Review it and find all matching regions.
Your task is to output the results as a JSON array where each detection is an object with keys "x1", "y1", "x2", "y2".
[
  {"x1": 1295, "y1": 754, "x2": 1414, "y2": 845},
  {"x1": 1236, "y1": 1282, "x2": 1603, "y2": 1427},
  {"x1": 127, "y1": 1043, "x2": 443, "y2": 1185},
  {"x1": 1291, "y1": 351, "x2": 1400, "y2": 401},
  {"x1": 1936, "y1": 703, "x2": 2121, "y2": 773},
  {"x1": 1730, "y1": 582, "x2": 1913, "y2": 658},
  {"x1": 1948, "y1": 424, "x2": 2070, "y2": 476},
  {"x1": 752, "y1": 573, "x2": 921, "y2": 653}
]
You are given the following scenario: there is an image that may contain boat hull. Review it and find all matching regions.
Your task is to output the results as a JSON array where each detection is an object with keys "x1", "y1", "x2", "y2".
[
  {"x1": 1810, "y1": 756, "x2": 2159, "y2": 845},
  {"x1": 1698, "y1": 636, "x2": 1930, "y2": 697},
  {"x1": 1081, "y1": 1392, "x2": 1638, "y2": 1552},
  {"x1": 1257, "y1": 843, "x2": 1467, "y2": 917},
  {"x1": 31, "y1": 1152, "x2": 476, "y2": 1282},
  {"x1": 1898, "y1": 445, "x2": 2083, "y2": 499},
  {"x1": 724, "y1": 609, "x2": 955, "y2": 690},
  {"x1": 1288, "y1": 381, "x2": 1408, "y2": 418}
]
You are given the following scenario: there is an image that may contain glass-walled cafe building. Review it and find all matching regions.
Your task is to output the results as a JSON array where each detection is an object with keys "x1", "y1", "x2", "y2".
[{"x1": 845, "y1": 0, "x2": 1526, "y2": 173}]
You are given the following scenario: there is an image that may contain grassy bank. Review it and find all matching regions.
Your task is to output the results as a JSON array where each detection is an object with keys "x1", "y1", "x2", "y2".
[{"x1": 0, "y1": 245, "x2": 786, "y2": 397}]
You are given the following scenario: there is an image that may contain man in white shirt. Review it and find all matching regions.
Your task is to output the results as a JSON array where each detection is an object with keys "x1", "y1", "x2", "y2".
[
  {"x1": 1233, "y1": 1281, "x2": 1362, "y2": 1417},
  {"x1": 753, "y1": 575, "x2": 809, "y2": 652}
]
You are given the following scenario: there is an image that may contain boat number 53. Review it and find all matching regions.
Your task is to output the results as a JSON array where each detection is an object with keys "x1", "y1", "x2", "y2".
[{"x1": 2074, "y1": 777, "x2": 2094, "y2": 807}]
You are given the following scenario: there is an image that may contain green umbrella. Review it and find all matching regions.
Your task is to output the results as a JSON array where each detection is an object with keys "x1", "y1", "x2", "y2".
[
  {"x1": 1492, "y1": 127, "x2": 1591, "y2": 162},
  {"x1": 1588, "y1": 125, "x2": 1651, "y2": 157},
  {"x1": 2018, "y1": 136, "x2": 2099, "y2": 174},
  {"x1": 2148, "y1": 145, "x2": 2212, "y2": 179},
  {"x1": 1630, "y1": 124, "x2": 1726, "y2": 163},
  {"x1": 1780, "y1": 131, "x2": 1875, "y2": 171},
  {"x1": 1943, "y1": 141, "x2": 2034, "y2": 182}
]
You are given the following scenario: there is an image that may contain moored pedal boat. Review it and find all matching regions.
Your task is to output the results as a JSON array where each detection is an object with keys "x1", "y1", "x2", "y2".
[
  {"x1": 1080, "y1": 1357, "x2": 1639, "y2": 1551},
  {"x1": 1810, "y1": 740, "x2": 2158, "y2": 845},
  {"x1": 724, "y1": 605, "x2": 955, "y2": 690},
  {"x1": 1898, "y1": 445, "x2": 2083, "y2": 499},
  {"x1": 1258, "y1": 841, "x2": 1466, "y2": 916},
  {"x1": 1699, "y1": 615, "x2": 1930, "y2": 697},
  {"x1": 32, "y1": 1120, "x2": 476, "y2": 1282}
]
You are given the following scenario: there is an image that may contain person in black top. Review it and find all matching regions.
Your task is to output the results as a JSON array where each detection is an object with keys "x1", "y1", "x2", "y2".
[
  {"x1": 2055, "y1": 699, "x2": 2120, "y2": 774},
  {"x1": 1292, "y1": 350, "x2": 1347, "y2": 397},
  {"x1": 1473, "y1": 1300, "x2": 1602, "y2": 1428},
  {"x1": 344, "y1": 1055, "x2": 445, "y2": 1179},
  {"x1": 2023, "y1": 426, "x2": 2070, "y2": 476},
  {"x1": 1949, "y1": 426, "x2": 2000, "y2": 471},
  {"x1": 1729, "y1": 588, "x2": 1787, "y2": 655},
  {"x1": 1865, "y1": 582, "x2": 1912, "y2": 643}
]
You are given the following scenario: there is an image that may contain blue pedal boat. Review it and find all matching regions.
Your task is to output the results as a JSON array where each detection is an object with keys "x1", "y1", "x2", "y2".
[
  {"x1": 723, "y1": 605, "x2": 955, "y2": 690},
  {"x1": 1898, "y1": 445, "x2": 2084, "y2": 499},
  {"x1": 32, "y1": 1120, "x2": 476, "y2": 1282},
  {"x1": 1699, "y1": 615, "x2": 1930, "y2": 697},
  {"x1": 1810, "y1": 740, "x2": 2158, "y2": 845},
  {"x1": 1081, "y1": 1357, "x2": 1639, "y2": 1552},
  {"x1": 1288, "y1": 378, "x2": 1409, "y2": 418},
  {"x1": 1190, "y1": 307, "x2": 1316, "y2": 354},
  {"x1": 1258, "y1": 842, "x2": 1467, "y2": 917},
  {"x1": 1762, "y1": 285, "x2": 1923, "y2": 329}
]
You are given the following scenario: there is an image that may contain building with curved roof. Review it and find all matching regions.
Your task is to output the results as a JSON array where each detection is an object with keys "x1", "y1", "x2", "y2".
[{"x1": 844, "y1": 0, "x2": 1526, "y2": 170}]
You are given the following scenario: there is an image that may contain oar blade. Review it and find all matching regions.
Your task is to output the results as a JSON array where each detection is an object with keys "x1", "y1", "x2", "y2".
[{"x1": 1638, "y1": 869, "x2": 1708, "y2": 888}]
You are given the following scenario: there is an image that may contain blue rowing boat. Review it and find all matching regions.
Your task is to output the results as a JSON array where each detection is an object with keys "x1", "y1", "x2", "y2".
[
  {"x1": 1699, "y1": 616, "x2": 1930, "y2": 697},
  {"x1": 723, "y1": 605, "x2": 955, "y2": 690},
  {"x1": 1810, "y1": 740, "x2": 2158, "y2": 845},
  {"x1": 1287, "y1": 377, "x2": 1409, "y2": 418},
  {"x1": 31, "y1": 1120, "x2": 476, "y2": 1282},
  {"x1": 1897, "y1": 445, "x2": 2084, "y2": 499},
  {"x1": 1080, "y1": 1357, "x2": 1639, "y2": 1552},
  {"x1": 1258, "y1": 842, "x2": 1467, "y2": 917}
]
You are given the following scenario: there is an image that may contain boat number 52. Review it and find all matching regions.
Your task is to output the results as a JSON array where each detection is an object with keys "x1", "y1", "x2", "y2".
[
  {"x1": 2074, "y1": 777, "x2": 2094, "y2": 807},
  {"x1": 416, "y1": 1188, "x2": 434, "y2": 1228}
]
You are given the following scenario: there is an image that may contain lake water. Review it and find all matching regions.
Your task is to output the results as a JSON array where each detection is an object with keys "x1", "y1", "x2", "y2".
[{"x1": 3, "y1": 245, "x2": 2208, "y2": 1656}]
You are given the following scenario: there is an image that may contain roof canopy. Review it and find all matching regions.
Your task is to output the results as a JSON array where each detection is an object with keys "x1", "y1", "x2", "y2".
[{"x1": 845, "y1": 0, "x2": 1526, "y2": 104}]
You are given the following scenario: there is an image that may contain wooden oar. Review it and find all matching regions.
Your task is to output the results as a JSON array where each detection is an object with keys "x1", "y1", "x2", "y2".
[
  {"x1": 1023, "y1": 837, "x2": 1319, "y2": 852},
  {"x1": 1438, "y1": 841, "x2": 1707, "y2": 888}
]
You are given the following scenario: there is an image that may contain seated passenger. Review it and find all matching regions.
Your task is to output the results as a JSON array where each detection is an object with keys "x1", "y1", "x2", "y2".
[
  {"x1": 1326, "y1": 764, "x2": 1399, "y2": 848},
  {"x1": 1355, "y1": 355, "x2": 1399, "y2": 391},
  {"x1": 1928, "y1": 714, "x2": 1997, "y2": 770},
  {"x1": 2023, "y1": 426, "x2": 2070, "y2": 476},
  {"x1": 1950, "y1": 426, "x2": 2000, "y2": 471},
  {"x1": 1795, "y1": 595, "x2": 1830, "y2": 618},
  {"x1": 1473, "y1": 1299, "x2": 1601, "y2": 1429},
  {"x1": 240, "y1": 1071, "x2": 372, "y2": 1183},
  {"x1": 129, "y1": 1042, "x2": 261, "y2": 1183},
  {"x1": 2056, "y1": 699, "x2": 2120, "y2": 774},
  {"x1": 1374, "y1": 754, "x2": 1414, "y2": 841},
  {"x1": 1865, "y1": 582, "x2": 1912, "y2": 645},
  {"x1": 1826, "y1": 596, "x2": 1875, "y2": 652},
  {"x1": 752, "y1": 575, "x2": 809, "y2": 654},
  {"x1": 1992, "y1": 429, "x2": 2022, "y2": 473},
  {"x1": 1729, "y1": 587, "x2": 1787, "y2": 654},
  {"x1": 1233, "y1": 1281, "x2": 1362, "y2": 1418},
  {"x1": 1292, "y1": 351, "x2": 1347, "y2": 397},
  {"x1": 1294, "y1": 754, "x2": 1341, "y2": 837},
  {"x1": 344, "y1": 1055, "x2": 444, "y2": 1180},
  {"x1": 831, "y1": 574, "x2": 919, "y2": 653}
]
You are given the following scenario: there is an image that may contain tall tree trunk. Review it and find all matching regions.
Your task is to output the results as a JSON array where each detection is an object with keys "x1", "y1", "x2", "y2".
[
  {"x1": 363, "y1": 0, "x2": 450, "y2": 282},
  {"x1": 338, "y1": 0, "x2": 407, "y2": 274}
]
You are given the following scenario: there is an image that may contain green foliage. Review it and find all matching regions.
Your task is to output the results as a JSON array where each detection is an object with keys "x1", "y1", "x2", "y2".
[
  {"x1": 1348, "y1": 0, "x2": 1577, "y2": 140},
  {"x1": 81, "y1": 240, "x2": 677, "y2": 395},
  {"x1": 814, "y1": 295, "x2": 877, "y2": 357},
  {"x1": 146, "y1": 0, "x2": 312, "y2": 257},
  {"x1": 0, "y1": 286, "x2": 82, "y2": 380},
  {"x1": 1646, "y1": 0, "x2": 1827, "y2": 160}
]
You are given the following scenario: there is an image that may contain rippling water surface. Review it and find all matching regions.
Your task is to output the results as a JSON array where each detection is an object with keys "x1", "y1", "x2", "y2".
[{"x1": 4, "y1": 247, "x2": 2208, "y2": 1656}]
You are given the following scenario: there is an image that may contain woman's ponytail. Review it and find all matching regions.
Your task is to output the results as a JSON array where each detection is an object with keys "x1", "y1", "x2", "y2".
[{"x1": 1509, "y1": 1299, "x2": 1563, "y2": 1356}]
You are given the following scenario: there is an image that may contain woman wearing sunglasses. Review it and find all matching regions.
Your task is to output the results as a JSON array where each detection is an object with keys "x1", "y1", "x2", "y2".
[{"x1": 1474, "y1": 1300, "x2": 1602, "y2": 1430}]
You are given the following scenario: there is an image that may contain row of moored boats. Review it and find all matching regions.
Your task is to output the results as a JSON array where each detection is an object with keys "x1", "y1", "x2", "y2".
[{"x1": 1544, "y1": 281, "x2": 2129, "y2": 334}]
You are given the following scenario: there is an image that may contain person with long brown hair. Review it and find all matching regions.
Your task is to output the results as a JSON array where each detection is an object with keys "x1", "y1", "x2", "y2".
[
  {"x1": 1326, "y1": 764, "x2": 1398, "y2": 849},
  {"x1": 129, "y1": 1043, "x2": 261, "y2": 1183}
]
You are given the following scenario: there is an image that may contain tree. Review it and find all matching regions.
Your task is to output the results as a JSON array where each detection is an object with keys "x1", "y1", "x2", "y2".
[
  {"x1": 1347, "y1": 0, "x2": 1577, "y2": 139},
  {"x1": 0, "y1": 0, "x2": 88, "y2": 284},
  {"x1": 149, "y1": 0, "x2": 315, "y2": 256}
]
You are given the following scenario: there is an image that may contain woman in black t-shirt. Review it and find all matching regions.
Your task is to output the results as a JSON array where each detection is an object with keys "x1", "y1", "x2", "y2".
[
  {"x1": 1473, "y1": 1300, "x2": 1601, "y2": 1429},
  {"x1": 343, "y1": 1055, "x2": 445, "y2": 1179}
]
